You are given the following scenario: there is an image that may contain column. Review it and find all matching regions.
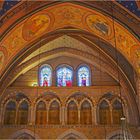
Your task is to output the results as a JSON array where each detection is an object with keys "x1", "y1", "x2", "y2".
[
  {"x1": 78, "y1": 108, "x2": 80, "y2": 124},
  {"x1": 29, "y1": 105, "x2": 34, "y2": 125},
  {"x1": 61, "y1": 106, "x2": 65, "y2": 125},
  {"x1": 94, "y1": 105, "x2": 97, "y2": 125}
]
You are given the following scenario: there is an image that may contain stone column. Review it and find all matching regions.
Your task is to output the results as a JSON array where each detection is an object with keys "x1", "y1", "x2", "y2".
[
  {"x1": 94, "y1": 105, "x2": 97, "y2": 125},
  {"x1": 29, "y1": 105, "x2": 34, "y2": 125},
  {"x1": 61, "y1": 106, "x2": 65, "y2": 125},
  {"x1": 78, "y1": 107, "x2": 80, "y2": 124},
  {"x1": 110, "y1": 106, "x2": 113, "y2": 125}
]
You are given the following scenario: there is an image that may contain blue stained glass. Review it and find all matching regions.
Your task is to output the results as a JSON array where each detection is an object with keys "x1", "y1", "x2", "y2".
[
  {"x1": 57, "y1": 67, "x2": 73, "y2": 87},
  {"x1": 40, "y1": 65, "x2": 52, "y2": 87},
  {"x1": 78, "y1": 66, "x2": 90, "y2": 86}
]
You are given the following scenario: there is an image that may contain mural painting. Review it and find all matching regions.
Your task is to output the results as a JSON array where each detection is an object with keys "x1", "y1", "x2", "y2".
[
  {"x1": 0, "y1": 3, "x2": 140, "y2": 75},
  {"x1": 86, "y1": 14, "x2": 112, "y2": 39},
  {"x1": 115, "y1": 25, "x2": 136, "y2": 58},
  {"x1": 0, "y1": 46, "x2": 7, "y2": 72},
  {"x1": 22, "y1": 14, "x2": 50, "y2": 41}
]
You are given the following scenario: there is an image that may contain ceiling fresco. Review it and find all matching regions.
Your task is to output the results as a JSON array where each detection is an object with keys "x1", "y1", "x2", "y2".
[{"x1": 0, "y1": 2, "x2": 140, "y2": 76}]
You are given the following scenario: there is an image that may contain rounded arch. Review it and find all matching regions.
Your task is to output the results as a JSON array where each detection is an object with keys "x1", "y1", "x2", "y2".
[
  {"x1": 57, "y1": 129, "x2": 87, "y2": 139},
  {"x1": 10, "y1": 129, "x2": 40, "y2": 139},
  {"x1": 38, "y1": 64, "x2": 52, "y2": 87},
  {"x1": 77, "y1": 64, "x2": 91, "y2": 86},
  {"x1": 56, "y1": 64, "x2": 73, "y2": 87}
]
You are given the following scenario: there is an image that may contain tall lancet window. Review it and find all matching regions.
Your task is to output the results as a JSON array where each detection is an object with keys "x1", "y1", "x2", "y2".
[
  {"x1": 78, "y1": 66, "x2": 90, "y2": 86},
  {"x1": 39, "y1": 64, "x2": 52, "y2": 87},
  {"x1": 57, "y1": 66, "x2": 73, "y2": 87}
]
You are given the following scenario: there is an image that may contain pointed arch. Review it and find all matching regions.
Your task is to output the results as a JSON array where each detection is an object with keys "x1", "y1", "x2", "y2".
[
  {"x1": 112, "y1": 99, "x2": 123, "y2": 124},
  {"x1": 17, "y1": 100, "x2": 29, "y2": 125},
  {"x1": 80, "y1": 100, "x2": 92, "y2": 124},
  {"x1": 48, "y1": 100, "x2": 60, "y2": 124},
  {"x1": 35, "y1": 101, "x2": 47, "y2": 125},
  {"x1": 67, "y1": 100, "x2": 78, "y2": 124},
  {"x1": 39, "y1": 64, "x2": 52, "y2": 87},
  {"x1": 4, "y1": 100, "x2": 16, "y2": 125},
  {"x1": 99, "y1": 100, "x2": 111, "y2": 124},
  {"x1": 10, "y1": 129, "x2": 40, "y2": 139}
]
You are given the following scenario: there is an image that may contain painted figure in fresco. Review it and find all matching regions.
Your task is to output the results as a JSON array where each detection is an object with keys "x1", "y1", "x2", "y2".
[
  {"x1": 28, "y1": 15, "x2": 49, "y2": 36},
  {"x1": 90, "y1": 19, "x2": 109, "y2": 35},
  {"x1": 43, "y1": 77, "x2": 48, "y2": 87}
]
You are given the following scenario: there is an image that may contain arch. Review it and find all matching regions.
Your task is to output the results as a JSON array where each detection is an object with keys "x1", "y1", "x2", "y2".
[
  {"x1": 98, "y1": 100, "x2": 111, "y2": 125},
  {"x1": 35, "y1": 101, "x2": 47, "y2": 125},
  {"x1": 17, "y1": 100, "x2": 29, "y2": 125},
  {"x1": 107, "y1": 130, "x2": 134, "y2": 140},
  {"x1": 56, "y1": 64, "x2": 73, "y2": 87},
  {"x1": 10, "y1": 129, "x2": 40, "y2": 139},
  {"x1": 67, "y1": 100, "x2": 78, "y2": 125},
  {"x1": 0, "y1": 2, "x2": 140, "y2": 78},
  {"x1": 39, "y1": 64, "x2": 52, "y2": 87},
  {"x1": 48, "y1": 100, "x2": 60, "y2": 124},
  {"x1": 77, "y1": 64, "x2": 91, "y2": 86},
  {"x1": 57, "y1": 129, "x2": 87, "y2": 139},
  {"x1": 112, "y1": 99, "x2": 123, "y2": 125},
  {"x1": 80, "y1": 100, "x2": 92, "y2": 124},
  {"x1": 4, "y1": 100, "x2": 16, "y2": 125}
]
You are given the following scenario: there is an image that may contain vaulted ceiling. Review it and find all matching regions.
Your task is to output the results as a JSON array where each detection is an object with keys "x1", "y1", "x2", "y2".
[{"x1": 0, "y1": 1, "x2": 140, "y2": 94}]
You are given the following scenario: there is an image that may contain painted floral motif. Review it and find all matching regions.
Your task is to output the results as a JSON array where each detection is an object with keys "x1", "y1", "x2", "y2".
[{"x1": 22, "y1": 14, "x2": 50, "y2": 41}]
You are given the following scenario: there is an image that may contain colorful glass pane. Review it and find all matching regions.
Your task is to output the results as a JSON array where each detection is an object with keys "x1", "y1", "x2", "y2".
[
  {"x1": 57, "y1": 67, "x2": 73, "y2": 87},
  {"x1": 78, "y1": 66, "x2": 90, "y2": 86},
  {"x1": 40, "y1": 65, "x2": 52, "y2": 87}
]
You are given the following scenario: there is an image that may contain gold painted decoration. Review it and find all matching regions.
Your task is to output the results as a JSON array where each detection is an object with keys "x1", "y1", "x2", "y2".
[
  {"x1": 130, "y1": 45, "x2": 140, "y2": 74},
  {"x1": 0, "y1": 52, "x2": 4, "y2": 71},
  {"x1": 115, "y1": 24, "x2": 136, "y2": 58},
  {"x1": 3, "y1": 24, "x2": 26, "y2": 57},
  {"x1": 0, "y1": 46, "x2": 7, "y2": 71},
  {"x1": 22, "y1": 14, "x2": 50, "y2": 41},
  {"x1": 51, "y1": 5, "x2": 85, "y2": 29},
  {"x1": 0, "y1": 3, "x2": 140, "y2": 75},
  {"x1": 86, "y1": 14, "x2": 112, "y2": 39}
]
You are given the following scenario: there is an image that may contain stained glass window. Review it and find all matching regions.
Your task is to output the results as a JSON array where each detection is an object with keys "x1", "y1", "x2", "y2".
[
  {"x1": 39, "y1": 65, "x2": 52, "y2": 87},
  {"x1": 78, "y1": 66, "x2": 90, "y2": 86},
  {"x1": 57, "y1": 66, "x2": 73, "y2": 87}
]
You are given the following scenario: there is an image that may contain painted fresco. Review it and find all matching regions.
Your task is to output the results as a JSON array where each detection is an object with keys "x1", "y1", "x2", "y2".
[
  {"x1": 86, "y1": 14, "x2": 113, "y2": 39},
  {"x1": 0, "y1": 46, "x2": 7, "y2": 71},
  {"x1": 0, "y1": 3, "x2": 140, "y2": 75},
  {"x1": 22, "y1": 14, "x2": 50, "y2": 41}
]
